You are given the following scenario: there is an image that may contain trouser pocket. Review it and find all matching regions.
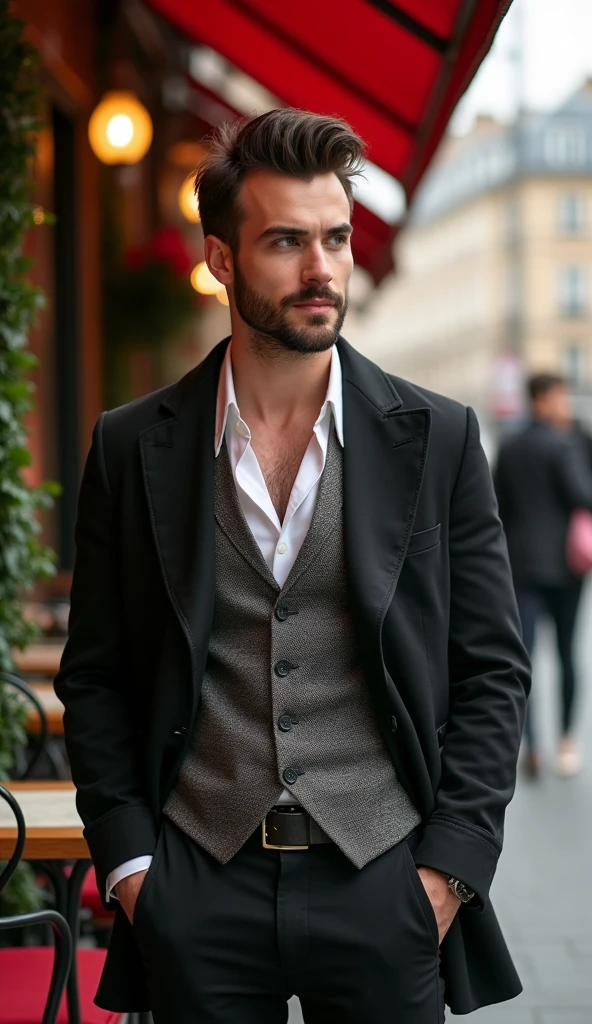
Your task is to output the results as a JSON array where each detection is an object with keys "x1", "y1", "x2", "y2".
[{"x1": 402, "y1": 838, "x2": 440, "y2": 950}]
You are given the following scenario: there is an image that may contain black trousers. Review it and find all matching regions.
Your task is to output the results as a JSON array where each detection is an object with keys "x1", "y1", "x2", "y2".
[
  {"x1": 515, "y1": 579, "x2": 583, "y2": 749},
  {"x1": 132, "y1": 817, "x2": 445, "y2": 1023}
]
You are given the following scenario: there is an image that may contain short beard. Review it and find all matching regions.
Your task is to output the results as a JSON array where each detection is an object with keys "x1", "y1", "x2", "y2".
[{"x1": 233, "y1": 263, "x2": 348, "y2": 357}]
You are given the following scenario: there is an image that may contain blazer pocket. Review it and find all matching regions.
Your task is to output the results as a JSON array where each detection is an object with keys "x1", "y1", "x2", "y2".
[{"x1": 406, "y1": 523, "x2": 441, "y2": 557}]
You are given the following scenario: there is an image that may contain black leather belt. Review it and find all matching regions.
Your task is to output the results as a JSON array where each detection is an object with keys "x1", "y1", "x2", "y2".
[{"x1": 262, "y1": 806, "x2": 333, "y2": 849}]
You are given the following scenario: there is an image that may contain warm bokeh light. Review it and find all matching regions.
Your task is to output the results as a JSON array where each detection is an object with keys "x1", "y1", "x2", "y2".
[
  {"x1": 178, "y1": 175, "x2": 200, "y2": 223},
  {"x1": 216, "y1": 289, "x2": 229, "y2": 306},
  {"x1": 88, "y1": 91, "x2": 153, "y2": 165},
  {"x1": 106, "y1": 113, "x2": 134, "y2": 148},
  {"x1": 191, "y1": 261, "x2": 223, "y2": 295}
]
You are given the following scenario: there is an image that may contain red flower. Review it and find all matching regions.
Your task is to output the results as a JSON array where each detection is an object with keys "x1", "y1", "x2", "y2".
[{"x1": 146, "y1": 226, "x2": 194, "y2": 277}]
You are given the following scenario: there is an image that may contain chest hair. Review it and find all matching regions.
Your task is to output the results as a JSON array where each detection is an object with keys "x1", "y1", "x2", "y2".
[{"x1": 254, "y1": 435, "x2": 312, "y2": 524}]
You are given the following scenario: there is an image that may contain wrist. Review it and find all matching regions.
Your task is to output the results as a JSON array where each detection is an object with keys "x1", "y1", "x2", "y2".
[
  {"x1": 115, "y1": 869, "x2": 146, "y2": 898},
  {"x1": 417, "y1": 865, "x2": 450, "y2": 900}
]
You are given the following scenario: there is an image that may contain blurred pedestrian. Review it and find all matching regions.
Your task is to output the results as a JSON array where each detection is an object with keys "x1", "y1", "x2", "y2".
[{"x1": 495, "y1": 372, "x2": 592, "y2": 778}]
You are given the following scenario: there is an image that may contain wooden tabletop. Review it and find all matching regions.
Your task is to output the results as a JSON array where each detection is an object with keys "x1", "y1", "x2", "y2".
[
  {"x1": 13, "y1": 643, "x2": 64, "y2": 678},
  {"x1": 26, "y1": 682, "x2": 65, "y2": 735},
  {"x1": 0, "y1": 781, "x2": 88, "y2": 860}
]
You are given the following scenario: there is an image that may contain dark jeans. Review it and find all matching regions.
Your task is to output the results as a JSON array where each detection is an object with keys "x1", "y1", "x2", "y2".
[
  {"x1": 515, "y1": 580, "x2": 583, "y2": 750},
  {"x1": 132, "y1": 817, "x2": 445, "y2": 1023}
]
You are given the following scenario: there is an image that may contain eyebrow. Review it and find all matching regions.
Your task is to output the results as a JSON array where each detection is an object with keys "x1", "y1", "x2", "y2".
[{"x1": 258, "y1": 222, "x2": 353, "y2": 240}]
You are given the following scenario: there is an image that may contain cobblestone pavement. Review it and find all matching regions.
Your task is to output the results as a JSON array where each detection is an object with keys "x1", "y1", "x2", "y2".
[{"x1": 289, "y1": 580, "x2": 592, "y2": 1024}]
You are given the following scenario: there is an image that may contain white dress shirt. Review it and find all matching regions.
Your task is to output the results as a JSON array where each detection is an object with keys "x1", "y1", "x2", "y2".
[{"x1": 106, "y1": 342, "x2": 344, "y2": 898}]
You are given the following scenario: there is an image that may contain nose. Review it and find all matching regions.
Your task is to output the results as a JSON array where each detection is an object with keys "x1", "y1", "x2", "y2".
[{"x1": 302, "y1": 243, "x2": 333, "y2": 286}]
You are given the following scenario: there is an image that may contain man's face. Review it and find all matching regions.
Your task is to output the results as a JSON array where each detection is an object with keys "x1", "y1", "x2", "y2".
[{"x1": 229, "y1": 171, "x2": 353, "y2": 354}]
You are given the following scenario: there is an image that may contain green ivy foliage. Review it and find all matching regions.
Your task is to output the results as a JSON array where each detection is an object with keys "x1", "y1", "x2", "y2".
[
  {"x1": 0, "y1": 0, "x2": 59, "y2": 676},
  {"x1": 0, "y1": 1, "x2": 62, "y2": 920}
]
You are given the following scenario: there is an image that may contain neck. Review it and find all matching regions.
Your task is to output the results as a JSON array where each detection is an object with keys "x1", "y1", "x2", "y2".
[{"x1": 229, "y1": 328, "x2": 333, "y2": 430}]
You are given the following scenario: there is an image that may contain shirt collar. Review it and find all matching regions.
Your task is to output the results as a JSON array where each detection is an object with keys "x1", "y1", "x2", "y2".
[{"x1": 214, "y1": 342, "x2": 344, "y2": 456}]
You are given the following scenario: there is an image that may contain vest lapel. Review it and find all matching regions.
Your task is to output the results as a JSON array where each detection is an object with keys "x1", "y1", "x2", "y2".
[
  {"x1": 282, "y1": 424, "x2": 343, "y2": 597},
  {"x1": 214, "y1": 442, "x2": 279, "y2": 593}
]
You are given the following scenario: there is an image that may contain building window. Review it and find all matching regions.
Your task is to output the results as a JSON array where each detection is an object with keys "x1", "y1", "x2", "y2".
[
  {"x1": 545, "y1": 126, "x2": 587, "y2": 167},
  {"x1": 504, "y1": 195, "x2": 521, "y2": 245},
  {"x1": 559, "y1": 265, "x2": 587, "y2": 317},
  {"x1": 562, "y1": 343, "x2": 588, "y2": 386},
  {"x1": 558, "y1": 193, "x2": 586, "y2": 234}
]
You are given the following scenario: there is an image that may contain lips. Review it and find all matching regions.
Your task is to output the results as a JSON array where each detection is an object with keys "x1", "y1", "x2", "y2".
[{"x1": 293, "y1": 301, "x2": 335, "y2": 310}]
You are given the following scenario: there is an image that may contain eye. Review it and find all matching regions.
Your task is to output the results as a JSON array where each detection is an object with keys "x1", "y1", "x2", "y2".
[
  {"x1": 328, "y1": 235, "x2": 347, "y2": 246},
  {"x1": 276, "y1": 237, "x2": 299, "y2": 247}
]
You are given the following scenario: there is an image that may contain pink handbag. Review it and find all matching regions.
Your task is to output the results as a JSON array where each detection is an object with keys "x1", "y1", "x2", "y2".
[{"x1": 566, "y1": 508, "x2": 592, "y2": 575}]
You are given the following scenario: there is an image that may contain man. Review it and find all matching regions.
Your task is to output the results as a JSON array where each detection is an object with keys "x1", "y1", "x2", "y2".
[
  {"x1": 56, "y1": 109, "x2": 530, "y2": 1023},
  {"x1": 495, "y1": 373, "x2": 592, "y2": 778}
]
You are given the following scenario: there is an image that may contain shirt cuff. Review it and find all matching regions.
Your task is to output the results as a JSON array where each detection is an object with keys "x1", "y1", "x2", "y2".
[{"x1": 106, "y1": 855, "x2": 153, "y2": 902}]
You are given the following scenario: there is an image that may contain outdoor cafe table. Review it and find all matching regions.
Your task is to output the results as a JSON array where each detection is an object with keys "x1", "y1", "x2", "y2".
[
  {"x1": 0, "y1": 780, "x2": 92, "y2": 1024},
  {"x1": 0, "y1": 781, "x2": 86, "y2": 860},
  {"x1": 13, "y1": 642, "x2": 64, "y2": 678}
]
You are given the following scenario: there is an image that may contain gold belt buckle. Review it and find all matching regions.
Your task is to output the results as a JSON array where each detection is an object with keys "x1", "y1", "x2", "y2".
[{"x1": 262, "y1": 815, "x2": 309, "y2": 850}]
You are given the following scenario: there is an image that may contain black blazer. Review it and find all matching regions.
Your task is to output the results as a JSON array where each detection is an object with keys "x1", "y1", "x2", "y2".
[
  {"x1": 55, "y1": 337, "x2": 530, "y2": 1015},
  {"x1": 495, "y1": 421, "x2": 592, "y2": 588}
]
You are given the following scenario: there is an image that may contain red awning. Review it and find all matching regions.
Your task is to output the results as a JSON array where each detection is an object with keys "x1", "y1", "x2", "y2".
[{"x1": 147, "y1": 0, "x2": 512, "y2": 196}]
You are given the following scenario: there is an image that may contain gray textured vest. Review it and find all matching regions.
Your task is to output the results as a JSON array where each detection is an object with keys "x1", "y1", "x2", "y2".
[{"x1": 164, "y1": 427, "x2": 421, "y2": 867}]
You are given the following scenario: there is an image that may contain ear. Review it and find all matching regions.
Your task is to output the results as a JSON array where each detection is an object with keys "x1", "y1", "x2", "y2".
[{"x1": 204, "y1": 235, "x2": 234, "y2": 286}]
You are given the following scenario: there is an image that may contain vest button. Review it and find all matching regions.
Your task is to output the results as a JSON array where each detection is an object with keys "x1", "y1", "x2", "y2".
[
  {"x1": 278, "y1": 714, "x2": 293, "y2": 732},
  {"x1": 389, "y1": 715, "x2": 398, "y2": 733},
  {"x1": 274, "y1": 660, "x2": 293, "y2": 677},
  {"x1": 275, "y1": 604, "x2": 289, "y2": 622},
  {"x1": 283, "y1": 767, "x2": 299, "y2": 785}
]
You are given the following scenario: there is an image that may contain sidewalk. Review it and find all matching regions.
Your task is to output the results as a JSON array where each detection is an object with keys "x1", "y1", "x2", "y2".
[
  {"x1": 288, "y1": 581, "x2": 592, "y2": 1024},
  {"x1": 449, "y1": 578, "x2": 592, "y2": 1024}
]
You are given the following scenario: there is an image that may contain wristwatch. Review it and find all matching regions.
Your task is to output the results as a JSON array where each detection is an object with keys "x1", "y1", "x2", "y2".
[{"x1": 447, "y1": 877, "x2": 475, "y2": 903}]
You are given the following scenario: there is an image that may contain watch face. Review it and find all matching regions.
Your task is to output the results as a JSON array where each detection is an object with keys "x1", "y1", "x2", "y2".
[{"x1": 449, "y1": 878, "x2": 474, "y2": 902}]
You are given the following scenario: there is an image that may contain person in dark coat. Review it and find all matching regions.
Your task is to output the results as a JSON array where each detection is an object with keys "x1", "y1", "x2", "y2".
[
  {"x1": 55, "y1": 108, "x2": 529, "y2": 1022},
  {"x1": 495, "y1": 373, "x2": 592, "y2": 778}
]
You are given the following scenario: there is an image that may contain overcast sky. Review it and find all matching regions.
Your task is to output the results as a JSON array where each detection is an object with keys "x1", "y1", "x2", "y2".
[{"x1": 451, "y1": 0, "x2": 592, "y2": 134}]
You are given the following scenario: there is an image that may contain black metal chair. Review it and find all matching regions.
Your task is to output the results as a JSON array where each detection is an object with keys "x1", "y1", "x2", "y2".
[
  {"x1": 0, "y1": 783, "x2": 73, "y2": 1024},
  {"x1": 0, "y1": 669, "x2": 69, "y2": 779},
  {"x1": 0, "y1": 671, "x2": 50, "y2": 778}
]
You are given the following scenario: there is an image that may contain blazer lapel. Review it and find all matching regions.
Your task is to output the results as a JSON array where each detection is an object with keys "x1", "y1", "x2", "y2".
[
  {"x1": 339, "y1": 339, "x2": 431, "y2": 647},
  {"x1": 139, "y1": 339, "x2": 228, "y2": 697}
]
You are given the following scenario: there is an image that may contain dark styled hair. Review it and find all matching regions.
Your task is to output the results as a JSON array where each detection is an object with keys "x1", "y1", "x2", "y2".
[
  {"x1": 528, "y1": 372, "x2": 566, "y2": 402},
  {"x1": 194, "y1": 108, "x2": 365, "y2": 250}
]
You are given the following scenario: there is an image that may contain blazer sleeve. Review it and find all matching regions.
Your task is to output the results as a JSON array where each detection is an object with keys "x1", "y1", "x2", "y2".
[
  {"x1": 413, "y1": 407, "x2": 531, "y2": 907},
  {"x1": 54, "y1": 414, "x2": 158, "y2": 905}
]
